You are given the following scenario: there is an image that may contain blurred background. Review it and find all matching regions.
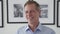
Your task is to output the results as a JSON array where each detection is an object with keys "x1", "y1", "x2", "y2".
[{"x1": 0, "y1": 0, "x2": 60, "y2": 34}]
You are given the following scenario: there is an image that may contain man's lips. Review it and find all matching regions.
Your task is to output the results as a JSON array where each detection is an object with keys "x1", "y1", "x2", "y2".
[{"x1": 28, "y1": 17, "x2": 34, "y2": 19}]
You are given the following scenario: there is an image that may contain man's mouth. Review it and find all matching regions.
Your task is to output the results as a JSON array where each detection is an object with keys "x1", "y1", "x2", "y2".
[{"x1": 28, "y1": 17, "x2": 34, "y2": 19}]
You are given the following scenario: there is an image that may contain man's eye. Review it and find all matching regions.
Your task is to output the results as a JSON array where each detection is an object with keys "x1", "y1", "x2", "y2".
[
  {"x1": 31, "y1": 10, "x2": 35, "y2": 12},
  {"x1": 26, "y1": 11, "x2": 28, "y2": 13}
]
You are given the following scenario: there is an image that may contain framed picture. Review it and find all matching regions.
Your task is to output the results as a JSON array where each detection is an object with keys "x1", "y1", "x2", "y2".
[
  {"x1": 0, "y1": 0, "x2": 3, "y2": 28},
  {"x1": 7, "y1": 0, "x2": 55, "y2": 25},
  {"x1": 35, "y1": 0, "x2": 55, "y2": 25},
  {"x1": 57, "y1": 0, "x2": 60, "y2": 27}
]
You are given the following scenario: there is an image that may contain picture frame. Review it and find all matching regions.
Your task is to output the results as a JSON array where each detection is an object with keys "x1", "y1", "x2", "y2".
[
  {"x1": 57, "y1": 0, "x2": 60, "y2": 27},
  {"x1": 0, "y1": 0, "x2": 3, "y2": 28},
  {"x1": 7, "y1": 0, "x2": 55, "y2": 25}
]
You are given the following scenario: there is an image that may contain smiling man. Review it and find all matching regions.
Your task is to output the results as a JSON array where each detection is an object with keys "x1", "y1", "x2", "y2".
[{"x1": 17, "y1": 0, "x2": 55, "y2": 34}]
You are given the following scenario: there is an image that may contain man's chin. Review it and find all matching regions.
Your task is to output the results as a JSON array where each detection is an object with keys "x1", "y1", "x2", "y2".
[{"x1": 28, "y1": 20, "x2": 34, "y2": 23}]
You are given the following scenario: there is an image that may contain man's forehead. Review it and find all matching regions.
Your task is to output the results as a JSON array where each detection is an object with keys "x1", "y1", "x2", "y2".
[
  {"x1": 24, "y1": 5, "x2": 36, "y2": 11},
  {"x1": 25, "y1": 5, "x2": 36, "y2": 10}
]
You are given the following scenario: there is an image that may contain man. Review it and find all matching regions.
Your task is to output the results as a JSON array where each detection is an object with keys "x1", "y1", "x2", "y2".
[{"x1": 17, "y1": 1, "x2": 55, "y2": 34}]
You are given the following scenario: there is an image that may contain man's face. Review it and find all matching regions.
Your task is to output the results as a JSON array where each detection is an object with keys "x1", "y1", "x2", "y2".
[{"x1": 24, "y1": 4, "x2": 40, "y2": 23}]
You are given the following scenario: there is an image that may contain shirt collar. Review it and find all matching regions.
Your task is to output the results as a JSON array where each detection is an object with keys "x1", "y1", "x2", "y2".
[
  {"x1": 25, "y1": 25, "x2": 29, "y2": 31},
  {"x1": 36, "y1": 23, "x2": 42, "y2": 31},
  {"x1": 25, "y1": 22, "x2": 42, "y2": 32}
]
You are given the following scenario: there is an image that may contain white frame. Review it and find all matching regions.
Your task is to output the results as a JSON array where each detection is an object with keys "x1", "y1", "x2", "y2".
[
  {"x1": 7, "y1": 0, "x2": 55, "y2": 25},
  {"x1": 57, "y1": 0, "x2": 60, "y2": 27},
  {"x1": 0, "y1": 0, "x2": 3, "y2": 28}
]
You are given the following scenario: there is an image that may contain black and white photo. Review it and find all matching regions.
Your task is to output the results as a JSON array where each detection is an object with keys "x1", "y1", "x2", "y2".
[
  {"x1": 14, "y1": 4, "x2": 23, "y2": 17},
  {"x1": 7, "y1": 0, "x2": 55, "y2": 25},
  {"x1": 40, "y1": 5, "x2": 48, "y2": 18}
]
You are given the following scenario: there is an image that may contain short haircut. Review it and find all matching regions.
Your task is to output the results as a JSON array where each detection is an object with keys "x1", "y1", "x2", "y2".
[{"x1": 24, "y1": 1, "x2": 40, "y2": 10}]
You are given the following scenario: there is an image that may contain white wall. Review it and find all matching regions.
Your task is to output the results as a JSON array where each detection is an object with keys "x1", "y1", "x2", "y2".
[{"x1": 0, "y1": 0, "x2": 60, "y2": 34}]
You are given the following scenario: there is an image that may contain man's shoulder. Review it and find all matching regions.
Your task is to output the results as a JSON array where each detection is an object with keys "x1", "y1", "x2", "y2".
[
  {"x1": 42, "y1": 25, "x2": 52, "y2": 30},
  {"x1": 17, "y1": 25, "x2": 27, "y2": 34},
  {"x1": 41, "y1": 25, "x2": 55, "y2": 34},
  {"x1": 17, "y1": 25, "x2": 27, "y2": 31}
]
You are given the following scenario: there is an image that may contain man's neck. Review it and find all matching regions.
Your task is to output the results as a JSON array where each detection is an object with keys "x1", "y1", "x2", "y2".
[{"x1": 28, "y1": 22, "x2": 39, "y2": 32}]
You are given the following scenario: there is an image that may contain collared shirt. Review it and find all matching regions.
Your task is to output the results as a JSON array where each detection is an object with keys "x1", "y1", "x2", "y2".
[{"x1": 17, "y1": 23, "x2": 55, "y2": 34}]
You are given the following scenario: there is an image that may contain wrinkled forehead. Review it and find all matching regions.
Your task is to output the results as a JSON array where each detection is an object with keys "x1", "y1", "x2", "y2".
[{"x1": 25, "y1": 4, "x2": 37, "y2": 8}]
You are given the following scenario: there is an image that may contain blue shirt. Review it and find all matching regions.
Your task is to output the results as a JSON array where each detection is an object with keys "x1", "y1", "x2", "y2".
[{"x1": 17, "y1": 23, "x2": 55, "y2": 34}]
